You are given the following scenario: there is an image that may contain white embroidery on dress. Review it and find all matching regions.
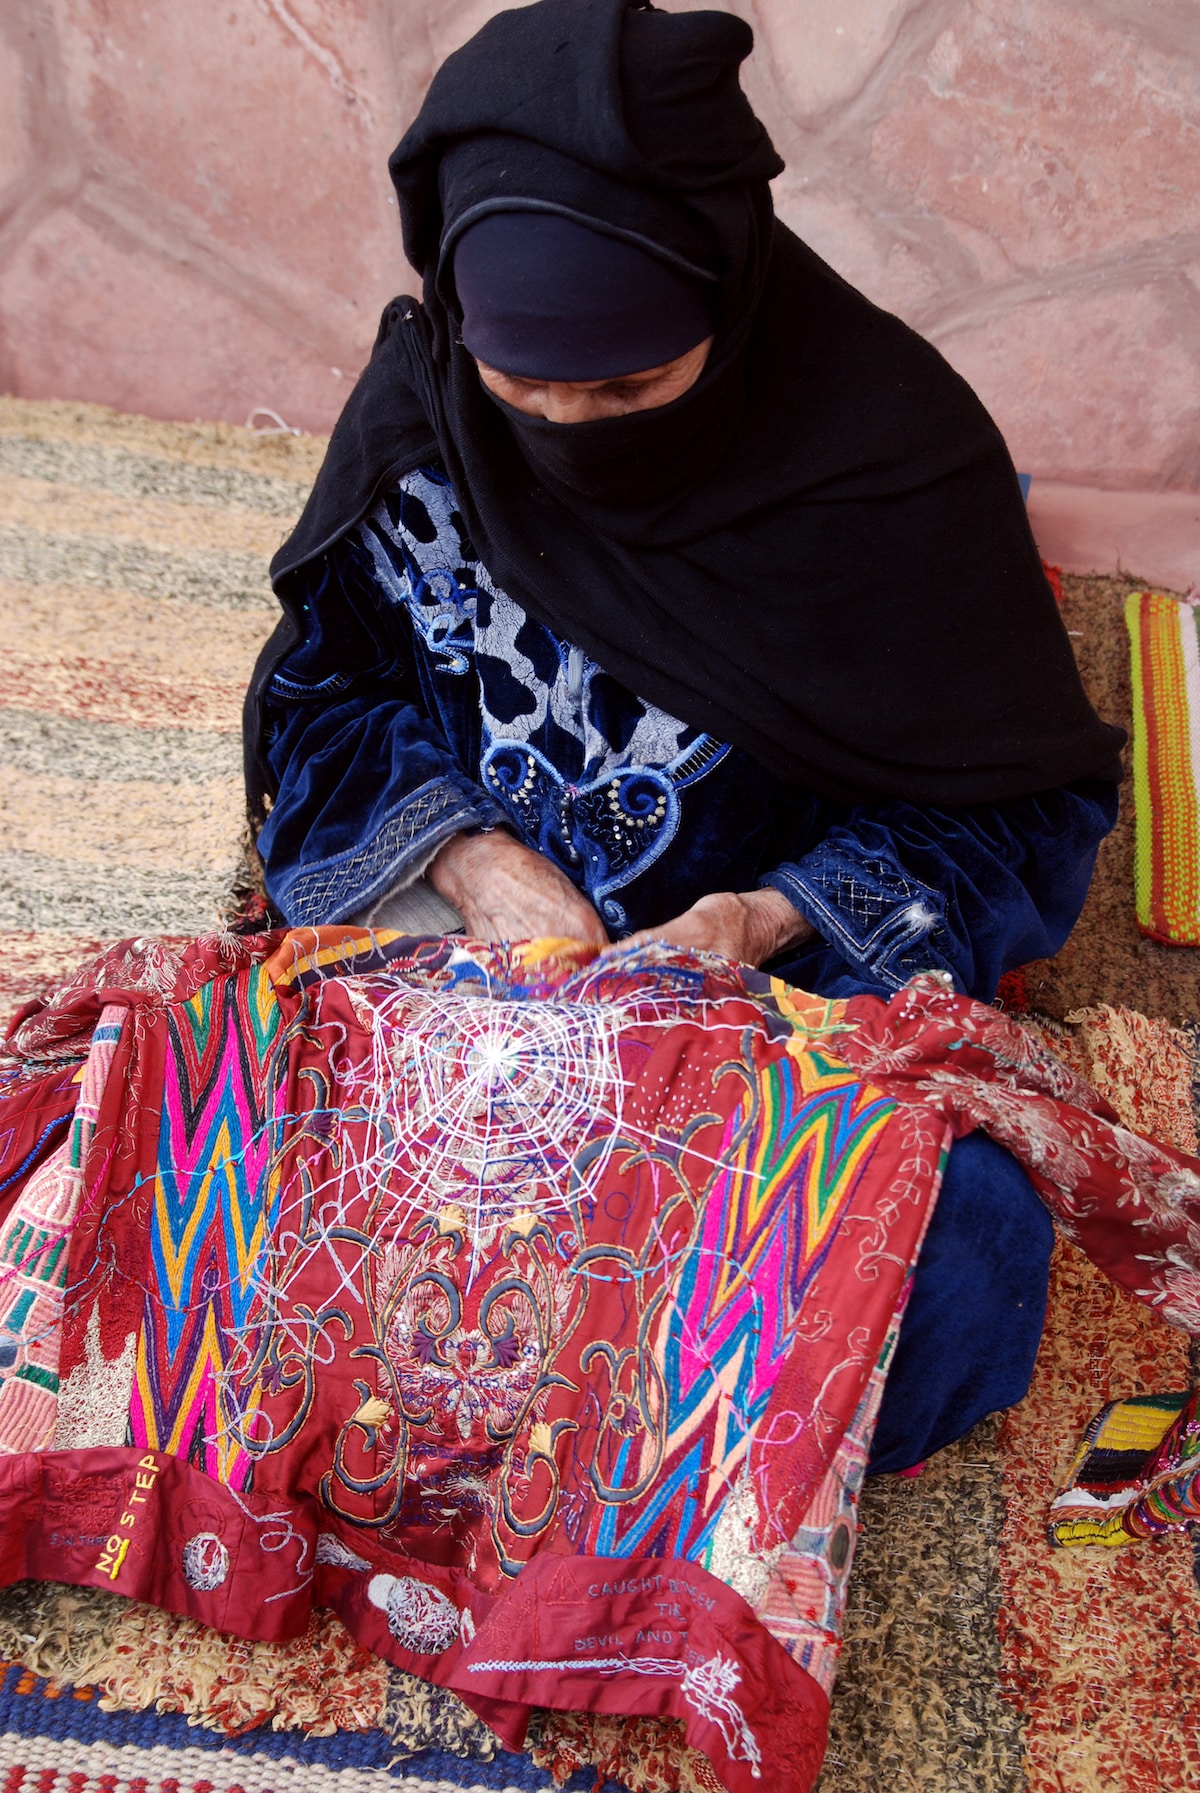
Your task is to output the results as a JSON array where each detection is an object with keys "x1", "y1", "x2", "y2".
[
  {"x1": 466, "y1": 1649, "x2": 762, "y2": 1775},
  {"x1": 368, "y1": 1572, "x2": 460, "y2": 1654},
  {"x1": 707, "y1": 1470, "x2": 781, "y2": 1611},
  {"x1": 682, "y1": 1653, "x2": 763, "y2": 1775},
  {"x1": 53, "y1": 1305, "x2": 138, "y2": 1450},
  {"x1": 315, "y1": 1531, "x2": 373, "y2": 1572},
  {"x1": 182, "y1": 1533, "x2": 230, "y2": 1591}
]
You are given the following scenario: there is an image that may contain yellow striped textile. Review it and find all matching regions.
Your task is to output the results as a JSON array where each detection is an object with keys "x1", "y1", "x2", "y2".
[{"x1": 1124, "y1": 591, "x2": 1200, "y2": 944}]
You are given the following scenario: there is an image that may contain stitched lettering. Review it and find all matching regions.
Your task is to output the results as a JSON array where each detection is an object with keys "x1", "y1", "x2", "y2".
[
  {"x1": 92, "y1": 1454, "x2": 161, "y2": 1584},
  {"x1": 574, "y1": 1632, "x2": 620, "y2": 1652}
]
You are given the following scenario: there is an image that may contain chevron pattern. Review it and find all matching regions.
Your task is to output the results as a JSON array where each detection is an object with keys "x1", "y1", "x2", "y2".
[
  {"x1": 131, "y1": 963, "x2": 282, "y2": 1486},
  {"x1": 666, "y1": 1049, "x2": 893, "y2": 1441}
]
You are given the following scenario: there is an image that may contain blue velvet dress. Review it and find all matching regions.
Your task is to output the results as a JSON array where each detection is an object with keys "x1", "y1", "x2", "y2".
[{"x1": 257, "y1": 466, "x2": 1117, "y2": 1471}]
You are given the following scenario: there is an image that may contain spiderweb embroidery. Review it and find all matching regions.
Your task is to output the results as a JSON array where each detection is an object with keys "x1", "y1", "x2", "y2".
[{"x1": 368, "y1": 985, "x2": 631, "y2": 1250}]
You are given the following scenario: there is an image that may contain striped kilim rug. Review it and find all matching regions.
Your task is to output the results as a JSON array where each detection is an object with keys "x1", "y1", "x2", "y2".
[
  {"x1": 0, "y1": 1660, "x2": 603, "y2": 1793},
  {"x1": 2, "y1": 396, "x2": 1199, "y2": 1791}
]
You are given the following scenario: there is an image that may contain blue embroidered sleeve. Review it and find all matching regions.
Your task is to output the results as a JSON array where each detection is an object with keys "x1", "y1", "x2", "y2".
[
  {"x1": 761, "y1": 781, "x2": 1120, "y2": 1001},
  {"x1": 256, "y1": 548, "x2": 504, "y2": 926}
]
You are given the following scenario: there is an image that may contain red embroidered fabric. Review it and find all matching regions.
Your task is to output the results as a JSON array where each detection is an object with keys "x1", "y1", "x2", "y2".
[{"x1": 0, "y1": 940, "x2": 1197, "y2": 1792}]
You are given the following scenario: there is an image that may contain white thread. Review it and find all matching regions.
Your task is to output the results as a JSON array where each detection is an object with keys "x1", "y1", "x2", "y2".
[{"x1": 245, "y1": 406, "x2": 301, "y2": 436}]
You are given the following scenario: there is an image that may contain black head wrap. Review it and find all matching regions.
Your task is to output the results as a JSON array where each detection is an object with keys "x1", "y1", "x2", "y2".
[{"x1": 251, "y1": 0, "x2": 1123, "y2": 814}]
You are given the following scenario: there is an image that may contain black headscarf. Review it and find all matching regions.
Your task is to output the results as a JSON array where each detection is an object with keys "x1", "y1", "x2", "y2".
[{"x1": 249, "y1": 0, "x2": 1123, "y2": 818}]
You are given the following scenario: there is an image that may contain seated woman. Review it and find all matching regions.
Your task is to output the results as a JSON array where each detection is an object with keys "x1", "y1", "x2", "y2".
[{"x1": 244, "y1": 0, "x2": 1124, "y2": 1475}]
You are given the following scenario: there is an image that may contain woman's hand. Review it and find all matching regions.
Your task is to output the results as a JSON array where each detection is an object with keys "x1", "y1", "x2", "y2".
[
  {"x1": 615, "y1": 888, "x2": 815, "y2": 968},
  {"x1": 429, "y1": 830, "x2": 609, "y2": 945}
]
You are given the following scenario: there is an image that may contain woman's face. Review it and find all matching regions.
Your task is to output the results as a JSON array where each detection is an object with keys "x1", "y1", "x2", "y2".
[{"x1": 474, "y1": 336, "x2": 713, "y2": 423}]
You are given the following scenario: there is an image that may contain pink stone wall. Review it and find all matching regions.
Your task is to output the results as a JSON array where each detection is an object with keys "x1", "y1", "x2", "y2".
[{"x1": 2, "y1": 0, "x2": 1198, "y2": 493}]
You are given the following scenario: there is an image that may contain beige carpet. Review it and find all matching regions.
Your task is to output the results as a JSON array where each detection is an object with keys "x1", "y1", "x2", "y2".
[{"x1": 0, "y1": 396, "x2": 320, "y2": 960}]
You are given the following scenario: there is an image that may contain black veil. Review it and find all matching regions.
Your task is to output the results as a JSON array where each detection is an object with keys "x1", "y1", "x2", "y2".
[{"x1": 249, "y1": 0, "x2": 1122, "y2": 817}]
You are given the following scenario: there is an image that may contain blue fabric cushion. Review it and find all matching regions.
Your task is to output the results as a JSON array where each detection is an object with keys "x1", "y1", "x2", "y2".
[{"x1": 866, "y1": 1129, "x2": 1055, "y2": 1475}]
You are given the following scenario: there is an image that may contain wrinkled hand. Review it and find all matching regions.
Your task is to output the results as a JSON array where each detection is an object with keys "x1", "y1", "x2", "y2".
[
  {"x1": 616, "y1": 889, "x2": 815, "y2": 968},
  {"x1": 429, "y1": 830, "x2": 609, "y2": 946}
]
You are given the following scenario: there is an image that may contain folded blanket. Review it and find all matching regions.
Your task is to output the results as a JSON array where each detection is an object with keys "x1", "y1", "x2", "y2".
[
  {"x1": 2, "y1": 930, "x2": 1200, "y2": 1792},
  {"x1": 1125, "y1": 589, "x2": 1200, "y2": 944},
  {"x1": 1048, "y1": 1388, "x2": 1200, "y2": 1547}
]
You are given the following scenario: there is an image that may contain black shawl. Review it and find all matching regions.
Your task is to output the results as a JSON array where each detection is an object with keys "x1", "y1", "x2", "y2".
[{"x1": 247, "y1": 0, "x2": 1123, "y2": 821}]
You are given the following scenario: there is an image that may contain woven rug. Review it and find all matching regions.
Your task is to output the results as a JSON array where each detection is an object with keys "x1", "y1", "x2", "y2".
[{"x1": 2, "y1": 395, "x2": 1199, "y2": 1791}]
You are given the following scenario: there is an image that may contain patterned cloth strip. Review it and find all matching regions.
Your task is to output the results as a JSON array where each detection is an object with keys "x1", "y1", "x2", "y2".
[
  {"x1": 1125, "y1": 590, "x2": 1200, "y2": 944},
  {"x1": 1047, "y1": 1388, "x2": 1200, "y2": 1548},
  {"x1": 0, "y1": 1005, "x2": 127, "y2": 1455}
]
